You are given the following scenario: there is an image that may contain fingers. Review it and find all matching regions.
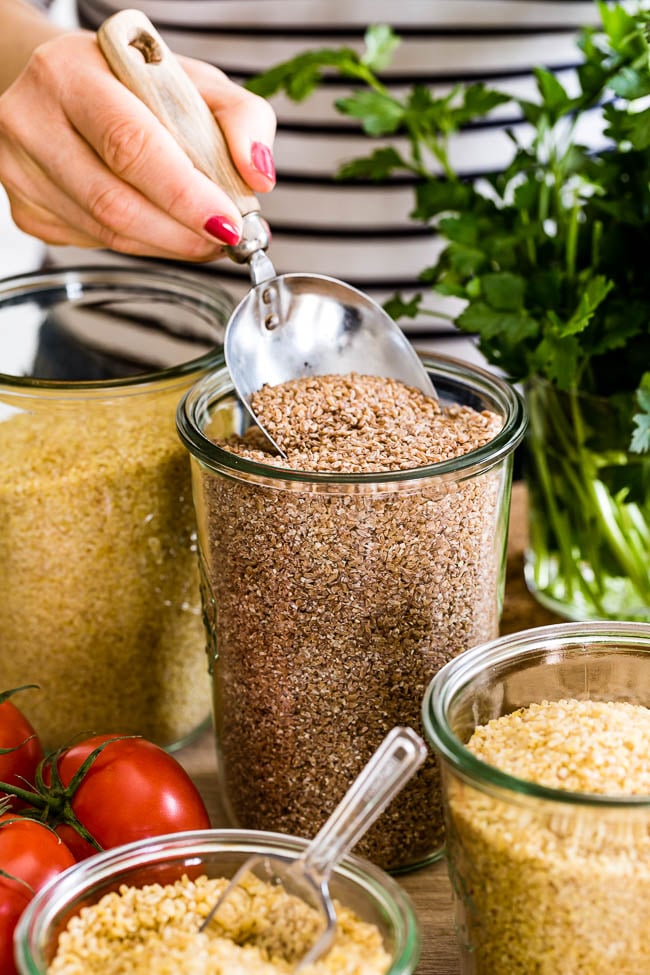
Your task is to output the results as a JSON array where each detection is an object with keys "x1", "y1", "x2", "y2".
[
  {"x1": 0, "y1": 31, "x2": 276, "y2": 259},
  {"x1": 2, "y1": 111, "x2": 228, "y2": 259},
  {"x1": 181, "y1": 56, "x2": 277, "y2": 193},
  {"x1": 9, "y1": 181, "x2": 228, "y2": 260},
  {"x1": 74, "y1": 41, "x2": 278, "y2": 237},
  {"x1": 58, "y1": 39, "x2": 261, "y2": 245},
  {"x1": 56, "y1": 94, "x2": 243, "y2": 253}
]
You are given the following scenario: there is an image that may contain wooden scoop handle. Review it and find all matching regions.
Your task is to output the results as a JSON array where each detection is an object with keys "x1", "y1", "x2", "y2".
[{"x1": 97, "y1": 8, "x2": 259, "y2": 217}]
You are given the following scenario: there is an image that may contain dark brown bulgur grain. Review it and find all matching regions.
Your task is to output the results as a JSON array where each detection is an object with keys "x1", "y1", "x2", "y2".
[{"x1": 198, "y1": 373, "x2": 506, "y2": 869}]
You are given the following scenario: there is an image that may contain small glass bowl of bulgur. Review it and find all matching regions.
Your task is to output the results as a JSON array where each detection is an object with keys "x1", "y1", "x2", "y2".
[
  {"x1": 15, "y1": 828, "x2": 420, "y2": 975},
  {"x1": 423, "y1": 620, "x2": 650, "y2": 975}
]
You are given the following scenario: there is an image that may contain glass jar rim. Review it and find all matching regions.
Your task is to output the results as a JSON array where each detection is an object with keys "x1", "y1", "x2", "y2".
[
  {"x1": 15, "y1": 828, "x2": 421, "y2": 975},
  {"x1": 176, "y1": 352, "x2": 527, "y2": 487},
  {"x1": 0, "y1": 265, "x2": 229, "y2": 393},
  {"x1": 422, "y1": 620, "x2": 650, "y2": 808}
]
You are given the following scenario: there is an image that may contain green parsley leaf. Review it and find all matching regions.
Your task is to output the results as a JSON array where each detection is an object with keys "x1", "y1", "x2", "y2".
[
  {"x1": 560, "y1": 276, "x2": 614, "y2": 337},
  {"x1": 532, "y1": 332, "x2": 583, "y2": 388},
  {"x1": 336, "y1": 147, "x2": 408, "y2": 181},
  {"x1": 618, "y1": 105, "x2": 650, "y2": 150},
  {"x1": 383, "y1": 293, "x2": 422, "y2": 321},
  {"x1": 608, "y1": 65, "x2": 650, "y2": 99},
  {"x1": 532, "y1": 67, "x2": 572, "y2": 121},
  {"x1": 411, "y1": 180, "x2": 473, "y2": 221},
  {"x1": 335, "y1": 91, "x2": 404, "y2": 135},
  {"x1": 361, "y1": 25, "x2": 401, "y2": 71},
  {"x1": 456, "y1": 301, "x2": 536, "y2": 341},
  {"x1": 481, "y1": 272, "x2": 526, "y2": 313},
  {"x1": 246, "y1": 49, "x2": 358, "y2": 100}
]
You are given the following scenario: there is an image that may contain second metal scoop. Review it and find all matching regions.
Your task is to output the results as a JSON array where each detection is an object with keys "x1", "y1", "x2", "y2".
[
  {"x1": 200, "y1": 726, "x2": 427, "y2": 971},
  {"x1": 98, "y1": 10, "x2": 437, "y2": 456}
]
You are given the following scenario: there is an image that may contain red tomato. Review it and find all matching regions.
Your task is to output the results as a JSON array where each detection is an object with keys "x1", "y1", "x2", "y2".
[
  {"x1": 0, "y1": 813, "x2": 76, "y2": 893},
  {"x1": 53, "y1": 735, "x2": 211, "y2": 859},
  {"x1": 0, "y1": 689, "x2": 44, "y2": 809},
  {"x1": 0, "y1": 815, "x2": 75, "y2": 975},
  {"x1": 0, "y1": 880, "x2": 31, "y2": 975}
]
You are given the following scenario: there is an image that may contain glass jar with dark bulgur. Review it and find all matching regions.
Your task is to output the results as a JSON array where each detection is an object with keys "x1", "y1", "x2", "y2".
[{"x1": 178, "y1": 356, "x2": 526, "y2": 871}]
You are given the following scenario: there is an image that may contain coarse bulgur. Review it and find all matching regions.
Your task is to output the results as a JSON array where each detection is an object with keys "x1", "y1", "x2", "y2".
[
  {"x1": 194, "y1": 371, "x2": 509, "y2": 870},
  {"x1": 0, "y1": 391, "x2": 210, "y2": 750},
  {"x1": 446, "y1": 698, "x2": 650, "y2": 974},
  {"x1": 240, "y1": 373, "x2": 500, "y2": 472},
  {"x1": 47, "y1": 872, "x2": 391, "y2": 975}
]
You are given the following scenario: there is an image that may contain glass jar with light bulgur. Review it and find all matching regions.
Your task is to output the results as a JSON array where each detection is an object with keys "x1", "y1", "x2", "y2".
[
  {"x1": 423, "y1": 620, "x2": 650, "y2": 975},
  {"x1": 0, "y1": 268, "x2": 230, "y2": 750},
  {"x1": 177, "y1": 355, "x2": 526, "y2": 871},
  {"x1": 15, "y1": 829, "x2": 420, "y2": 975}
]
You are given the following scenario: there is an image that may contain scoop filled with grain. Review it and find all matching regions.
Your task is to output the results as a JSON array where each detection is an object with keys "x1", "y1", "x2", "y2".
[
  {"x1": 423, "y1": 620, "x2": 650, "y2": 975},
  {"x1": 177, "y1": 356, "x2": 526, "y2": 871}
]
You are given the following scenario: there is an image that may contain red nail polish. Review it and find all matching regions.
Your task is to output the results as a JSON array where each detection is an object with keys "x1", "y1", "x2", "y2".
[
  {"x1": 204, "y1": 216, "x2": 241, "y2": 245},
  {"x1": 251, "y1": 142, "x2": 276, "y2": 183}
]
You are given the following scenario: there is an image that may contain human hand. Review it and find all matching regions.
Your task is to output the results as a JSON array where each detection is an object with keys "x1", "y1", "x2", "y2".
[{"x1": 0, "y1": 30, "x2": 276, "y2": 260}]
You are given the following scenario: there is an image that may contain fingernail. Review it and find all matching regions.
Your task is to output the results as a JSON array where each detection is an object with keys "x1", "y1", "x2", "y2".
[
  {"x1": 251, "y1": 141, "x2": 276, "y2": 183},
  {"x1": 204, "y1": 216, "x2": 241, "y2": 245}
]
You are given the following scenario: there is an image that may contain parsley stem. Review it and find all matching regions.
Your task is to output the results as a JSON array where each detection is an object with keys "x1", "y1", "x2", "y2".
[
  {"x1": 526, "y1": 380, "x2": 650, "y2": 618},
  {"x1": 591, "y1": 220, "x2": 603, "y2": 268},
  {"x1": 538, "y1": 177, "x2": 550, "y2": 226},
  {"x1": 519, "y1": 210, "x2": 537, "y2": 266},
  {"x1": 566, "y1": 203, "x2": 579, "y2": 281}
]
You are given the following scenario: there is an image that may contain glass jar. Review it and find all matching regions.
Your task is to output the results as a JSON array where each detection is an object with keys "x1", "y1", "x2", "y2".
[
  {"x1": 422, "y1": 620, "x2": 650, "y2": 975},
  {"x1": 15, "y1": 828, "x2": 421, "y2": 975},
  {"x1": 0, "y1": 266, "x2": 231, "y2": 750},
  {"x1": 177, "y1": 355, "x2": 526, "y2": 871},
  {"x1": 524, "y1": 376, "x2": 650, "y2": 620}
]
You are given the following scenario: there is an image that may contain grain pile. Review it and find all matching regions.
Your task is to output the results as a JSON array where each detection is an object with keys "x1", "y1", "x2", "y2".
[
  {"x1": 47, "y1": 872, "x2": 391, "y2": 975},
  {"x1": 200, "y1": 372, "x2": 505, "y2": 869},
  {"x1": 447, "y1": 698, "x2": 650, "y2": 974},
  {"x1": 0, "y1": 391, "x2": 210, "y2": 749}
]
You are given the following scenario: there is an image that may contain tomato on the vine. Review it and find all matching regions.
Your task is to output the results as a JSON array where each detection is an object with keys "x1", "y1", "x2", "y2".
[
  {"x1": 0, "y1": 814, "x2": 75, "y2": 975},
  {"x1": 50, "y1": 734, "x2": 211, "y2": 859},
  {"x1": 0, "y1": 687, "x2": 43, "y2": 809}
]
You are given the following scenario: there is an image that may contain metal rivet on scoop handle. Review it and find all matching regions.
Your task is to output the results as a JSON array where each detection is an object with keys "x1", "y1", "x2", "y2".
[{"x1": 97, "y1": 10, "x2": 437, "y2": 460}]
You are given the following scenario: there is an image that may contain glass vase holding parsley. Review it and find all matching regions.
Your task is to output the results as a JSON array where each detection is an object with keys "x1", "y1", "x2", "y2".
[{"x1": 249, "y1": 3, "x2": 650, "y2": 621}]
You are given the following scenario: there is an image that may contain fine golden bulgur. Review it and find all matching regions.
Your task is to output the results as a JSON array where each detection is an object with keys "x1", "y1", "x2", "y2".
[
  {"x1": 0, "y1": 390, "x2": 210, "y2": 750},
  {"x1": 47, "y1": 873, "x2": 391, "y2": 975},
  {"x1": 198, "y1": 372, "x2": 507, "y2": 869},
  {"x1": 446, "y1": 698, "x2": 650, "y2": 974}
]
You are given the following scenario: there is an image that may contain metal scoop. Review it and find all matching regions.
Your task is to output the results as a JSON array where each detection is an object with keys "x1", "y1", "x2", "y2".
[
  {"x1": 198, "y1": 726, "x2": 426, "y2": 971},
  {"x1": 97, "y1": 10, "x2": 437, "y2": 457}
]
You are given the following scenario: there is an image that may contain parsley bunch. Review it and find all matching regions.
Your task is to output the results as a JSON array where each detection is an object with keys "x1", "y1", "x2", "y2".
[{"x1": 249, "y1": 6, "x2": 650, "y2": 453}]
